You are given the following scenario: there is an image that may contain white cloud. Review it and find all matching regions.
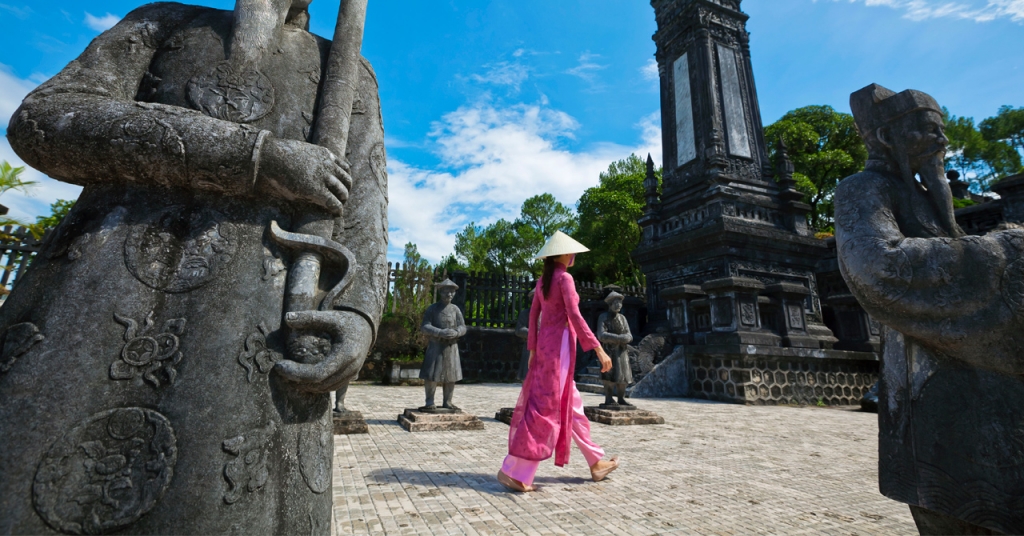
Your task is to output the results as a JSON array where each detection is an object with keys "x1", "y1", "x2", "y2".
[
  {"x1": 386, "y1": 101, "x2": 661, "y2": 262},
  {"x1": 565, "y1": 52, "x2": 608, "y2": 83},
  {"x1": 641, "y1": 59, "x2": 660, "y2": 82},
  {"x1": 0, "y1": 4, "x2": 32, "y2": 19},
  {"x1": 84, "y1": 12, "x2": 121, "y2": 32},
  {"x1": 824, "y1": 0, "x2": 1024, "y2": 22},
  {"x1": 469, "y1": 62, "x2": 530, "y2": 91},
  {"x1": 0, "y1": 67, "x2": 82, "y2": 223},
  {"x1": 0, "y1": 139, "x2": 84, "y2": 225},
  {"x1": 0, "y1": 64, "x2": 36, "y2": 128}
]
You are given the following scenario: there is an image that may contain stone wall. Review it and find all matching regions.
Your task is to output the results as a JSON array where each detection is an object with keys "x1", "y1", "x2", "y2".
[
  {"x1": 457, "y1": 327, "x2": 523, "y2": 382},
  {"x1": 687, "y1": 349, "x2": 878, "y2": 406}
]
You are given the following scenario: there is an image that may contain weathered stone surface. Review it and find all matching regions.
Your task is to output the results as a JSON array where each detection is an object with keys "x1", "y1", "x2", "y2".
[
  {"x1": 495, "y1": 407, "x2": 515, "y2": 425},
  {"x1": 629, "y1": 346, "x2": 690, "y2": 399},
  {"x1": 419, "y1": 279, "x2": 466, "y2": 410},
  {"x1": 837, "y1": 83, "x2": 1024, "y2": 534},
  {"x1": 0, "y1": 1, "x2": 388, "y2": 533},
  {"x1": 397, "y1": 409, "x2": 485, "y2": 433},
  {"x1": 332, "y1": 410, "x2": 368, "y2": 435},
  {"x1": 584, "y1": 406, "x2": 665, "y2": 426}
]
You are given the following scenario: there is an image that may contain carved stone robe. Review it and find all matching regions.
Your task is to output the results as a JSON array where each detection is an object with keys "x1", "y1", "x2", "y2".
[
  {"x1": 597, "y1": 312, "x2": 633, "y2": 384},
  {"x1": 0, "y1": 4, "x2": 387, "y2": 534},
  {"x1": 835, "y1": 165, "x2": 1024, "y2": 534},
  {"x1": 419, "y1": 303, "x2": 466, "y2": 383}
]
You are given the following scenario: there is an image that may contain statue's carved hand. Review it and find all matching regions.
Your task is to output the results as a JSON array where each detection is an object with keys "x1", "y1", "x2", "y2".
[
  {"x1": 274, "y1": 310, "x2": 372, "y2": 393},
  {"x1": 257, "y1": 137, "x2": 352, "y2": 216}
]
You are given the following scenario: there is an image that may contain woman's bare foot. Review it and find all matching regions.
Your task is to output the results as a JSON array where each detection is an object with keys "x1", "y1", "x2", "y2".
[
  {"x1": 590, "y1": 456, "x2": 619, "y2": 482},
  {"x1": 497, "y1": 470, "x2": 535, "y2": 492}
]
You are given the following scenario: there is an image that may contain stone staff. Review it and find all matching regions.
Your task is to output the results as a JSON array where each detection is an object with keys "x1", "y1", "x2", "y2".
[{"x1": 270, "y1": 0, "x2": 369, "y2": 366}]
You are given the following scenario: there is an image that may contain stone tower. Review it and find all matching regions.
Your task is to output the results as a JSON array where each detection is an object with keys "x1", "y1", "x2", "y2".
[{"x1": 632, "y1": 0, "x2": 879, "y2": 405}]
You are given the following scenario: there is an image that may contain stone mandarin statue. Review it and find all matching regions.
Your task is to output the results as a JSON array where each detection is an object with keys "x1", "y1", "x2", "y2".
[
  {"x1": 0, "y1": 0, "x2": 388, "y2": 533},
  {"x1": 598, "y1": 291, "x2": 633, "y2": 407},
  {"x1": 419, "y1": 279, "x2": 467, "y2": 411},
  {"x1": 835, "y1": 83, "x2": 1024, "y2": 535}
]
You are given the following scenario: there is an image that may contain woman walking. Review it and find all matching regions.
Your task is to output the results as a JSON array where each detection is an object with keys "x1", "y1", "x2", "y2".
[{"x1": 498, "y1": 231, "x2": 620, "y2": 492}]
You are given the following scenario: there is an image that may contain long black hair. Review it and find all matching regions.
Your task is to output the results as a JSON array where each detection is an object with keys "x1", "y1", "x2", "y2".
[{"x1": 541, "y1": 257, "x2": 558, "y2": 299}]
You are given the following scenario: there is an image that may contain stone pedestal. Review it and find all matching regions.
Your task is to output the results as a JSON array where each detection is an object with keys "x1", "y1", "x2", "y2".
[
  {"x1": 495, "y1": 407, "x2": 515, "y2": 425},
  {"x1": 397, "y1": 408, "x2": 484, "y2": 432},
  {"x1": 333, "y1": 410, "x2": 368, "y2": 435},
  {"x1": 584, "y1": 406, "x2": 665, "y2": 426}
]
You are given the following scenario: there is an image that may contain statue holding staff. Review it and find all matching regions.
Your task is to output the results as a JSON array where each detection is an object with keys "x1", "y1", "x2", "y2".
[{"x1": 0, "y1": 0, "x2": 386, "y2": 532}]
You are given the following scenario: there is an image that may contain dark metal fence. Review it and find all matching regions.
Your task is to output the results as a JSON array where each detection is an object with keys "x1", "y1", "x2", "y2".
[{"x1": 0, "y1": 225, "x2": 46, "y2": 299}]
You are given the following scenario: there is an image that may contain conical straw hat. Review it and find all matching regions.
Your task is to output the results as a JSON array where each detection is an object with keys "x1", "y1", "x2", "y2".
[{"x1": 534, "y1": 231, "x2": 590, "y2": 259}]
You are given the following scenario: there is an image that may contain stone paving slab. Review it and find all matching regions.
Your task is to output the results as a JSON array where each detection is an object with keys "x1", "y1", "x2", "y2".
[{"x1": 332, "y1": 384, "x2": 916, "y2": 535}]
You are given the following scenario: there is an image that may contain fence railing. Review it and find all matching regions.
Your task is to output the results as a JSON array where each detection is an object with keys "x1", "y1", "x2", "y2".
[
  {"x1": 0, "y1": 225, "x2": 46, "y2": 298},
  {"x1": 457, "y1": 271, "x2": 534, "y2": 329}
]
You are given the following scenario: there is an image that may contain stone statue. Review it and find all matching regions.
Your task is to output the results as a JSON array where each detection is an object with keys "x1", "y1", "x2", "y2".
[
  {"x1": 418, "y1": 279, "x2": 467, "y2": 411},
  {"x1": 0, "y1": 0, "x2": 387, "y2": 533},
  {"x1": 514, "y1": 288, "x2": 536, "y2": 381},
  {"x1": 597, "y1": 291, "x2": 633, "y2": 407},
  {"x1": 835, "y1": 83, "x2": 1024, "y2": 535}
]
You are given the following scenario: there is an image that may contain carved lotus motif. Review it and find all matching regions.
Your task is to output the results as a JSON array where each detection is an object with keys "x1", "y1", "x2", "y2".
[
  {"x1": 110, "y1": 311, "x2": 186, "y2": 388},
  {"x1": 33, "y1": 408, "x2": 177, "y2": 535}
]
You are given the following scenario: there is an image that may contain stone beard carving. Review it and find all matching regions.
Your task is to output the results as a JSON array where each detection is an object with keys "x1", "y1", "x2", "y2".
[
  {"x1": 835, "y1": 83, "x2": 1024, "y2": 535},
  {"x1": 111, "y1": 311, "x2": 186, "y2": 387},
  {"x1": 33, "y1": 408, "x2": 178, "y2": 535},
  {"x1": 0, "y1": 0, "x2": 388, "y2": 533}
]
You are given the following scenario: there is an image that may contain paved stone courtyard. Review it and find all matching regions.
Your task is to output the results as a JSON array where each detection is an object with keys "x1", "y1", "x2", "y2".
[{"x1": 331, "y1": 384, "x2": 915, "y2": 535}]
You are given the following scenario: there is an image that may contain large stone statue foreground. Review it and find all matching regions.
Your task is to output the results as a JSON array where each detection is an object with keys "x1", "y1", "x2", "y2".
[
  {"x1": 836, "y1": 84, "x2": 1024, "y2": 535},
  {"x1": 0, "y1": 0, "x2": 388, "y2": 533}
]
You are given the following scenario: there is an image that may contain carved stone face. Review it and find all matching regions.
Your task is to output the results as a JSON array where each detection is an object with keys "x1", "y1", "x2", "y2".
[
  {"x1": 440, "y1": 289, "x2": 455, "y2": 305},
  {"x1": 890, "y1": 110, "x2": 947, "y2": 169},
  {"x1": 608, "y1": 299, "x2": 623, "y2": 314}
]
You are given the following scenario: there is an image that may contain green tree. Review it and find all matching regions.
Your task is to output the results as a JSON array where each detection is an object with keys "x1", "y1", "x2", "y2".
[
  {"x1": 980, "y1": 105, "x2": 1024, "y2": 160},
  {"x1": 452, "y1": 194, "x2": 576, "y2": 276},
  {"x1": 0, "y1": 161, "x2": 35, "y2": 198},
  {"x1": 945, "y1": 107, "x2": 1022, "y2": 191},
  {"x1": 35, "y1": 199, "x2": 76, "y2": 230},
  {"x1": 573, "y1": 154, "x2": 660, "y2": 287},
  {"x1": 391, "y1": 242, "x2": 434, "y2": 318},
  {"x1": 764, "y1": 105, "x2": 867, "y2": 233}
]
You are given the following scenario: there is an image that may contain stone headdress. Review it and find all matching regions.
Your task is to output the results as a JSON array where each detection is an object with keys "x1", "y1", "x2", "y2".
[
  {"x1": 435, "y1": 278, "x2": 459, "y2": 291},
  {"x1": 534, "y1": 231, "x2": 590, "y2": 259},
  {"x1": 850, "y1": 83, "x2": 942, "y2": 138},
  {"x1": 604, "y1": 291, "x2": 625, "y2": 304}
]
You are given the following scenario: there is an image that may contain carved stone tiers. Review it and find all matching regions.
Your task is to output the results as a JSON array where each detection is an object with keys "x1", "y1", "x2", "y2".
[
  {"x1": 332, "y1": 410, "x2": 368, "y2": 435},
  {"x1": 584, "y1": 406, "x2": 665, "y2": 426},
  {"x1": 397, "y1": 409, "x2": 484, "y2": 432}
]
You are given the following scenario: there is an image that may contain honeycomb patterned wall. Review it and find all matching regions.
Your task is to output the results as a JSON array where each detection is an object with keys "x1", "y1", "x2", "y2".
[{"x1": 689, "y1": 356, "x2": 878, "y2": 406}]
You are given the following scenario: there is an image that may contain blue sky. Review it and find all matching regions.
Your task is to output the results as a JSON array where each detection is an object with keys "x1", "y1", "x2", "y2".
[{"x1": 1, "y1": 0, "x2": 1022, "y2": 262}]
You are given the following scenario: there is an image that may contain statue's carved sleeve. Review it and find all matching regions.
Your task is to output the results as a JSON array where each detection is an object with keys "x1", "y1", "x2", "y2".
[
  {"x1": 331, "y1": 59, "x2": 388, "y2": 337},
  {"x1": 420, "y1": 307, "x2": 443, "y2": 338},
  {"x1": 6, "y1": 3, "x2": 268, "y2": 196},
  {"x1": 835, "y1": 172, "x2": 1024, "y2": 367},
  {"x1": 454, "y1": 308, "x2": 467, "y2": 338}
]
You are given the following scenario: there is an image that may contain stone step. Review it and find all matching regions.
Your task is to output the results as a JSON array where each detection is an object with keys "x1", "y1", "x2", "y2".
[
  {"x1": 576, "y1": 382, "x2": 605, "y2": 394},
  {"x1": 397, "y1": 408, "x2": 485, "y2": 432}
]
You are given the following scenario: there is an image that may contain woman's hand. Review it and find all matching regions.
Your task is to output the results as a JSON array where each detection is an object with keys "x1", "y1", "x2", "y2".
[
  {"x1": 527, "y1": 350, "x2": 535, "y2": 368},
  {"x1": 595, "y1": 347, "x2": 612, "y2": 374}
]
